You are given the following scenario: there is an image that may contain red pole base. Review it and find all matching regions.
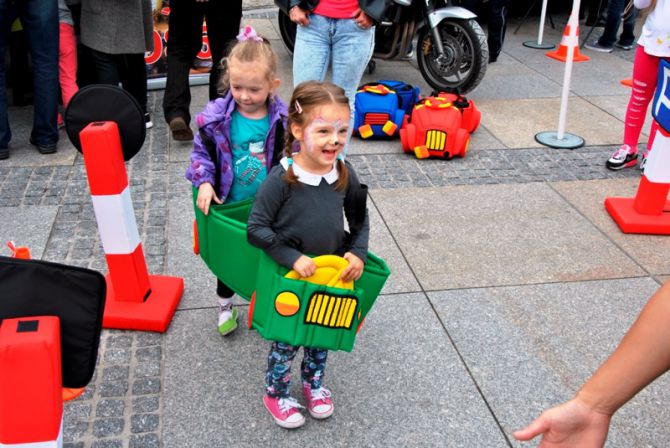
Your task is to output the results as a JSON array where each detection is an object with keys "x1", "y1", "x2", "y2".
[
  {"x1": 605, "y1": 197, "x2": 670, "y2": 234},
  {"x1": 103, "y1": 274, "x2": 184, "y2": 332}
]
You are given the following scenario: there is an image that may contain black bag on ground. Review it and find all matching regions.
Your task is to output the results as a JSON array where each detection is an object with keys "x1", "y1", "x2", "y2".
[{"x1": 0, "y1": 256, "x2": 106, "y2": 388}]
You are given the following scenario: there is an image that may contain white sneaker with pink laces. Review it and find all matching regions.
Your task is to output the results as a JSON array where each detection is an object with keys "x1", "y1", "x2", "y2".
[
  {"x1": 302, "y1": 383, "x2": 334, "y2": 419},
  {"x1": 263, "y1": 395, "x2": 305, "y2": 429}
]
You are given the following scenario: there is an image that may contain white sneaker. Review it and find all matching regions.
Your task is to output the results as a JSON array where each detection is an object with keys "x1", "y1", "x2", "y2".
[
  {"x1": 217, "y1": 297, "x2": 238, "y2": 336},
  {"x1": 606, "y1": 144, "x2": 638, "y2": 170}
]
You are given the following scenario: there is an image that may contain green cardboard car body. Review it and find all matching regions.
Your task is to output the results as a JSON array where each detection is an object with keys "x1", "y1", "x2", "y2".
[{"x1": 192, "y1": 189, "x2": 390, "y2": 351}]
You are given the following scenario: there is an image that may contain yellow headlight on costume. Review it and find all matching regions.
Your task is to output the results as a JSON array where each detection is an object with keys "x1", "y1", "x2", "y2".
[{"x1": 275, "y1": 292, "x2": 300, "y2": 317}]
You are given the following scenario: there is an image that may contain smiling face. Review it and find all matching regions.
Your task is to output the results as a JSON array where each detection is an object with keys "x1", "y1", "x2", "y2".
[
  {"x1": 292, "y1": 104, "x2": 350, "y2": 174},
  {"x1": 228, "y1": 59, "x2": 279, "y2": 118}
]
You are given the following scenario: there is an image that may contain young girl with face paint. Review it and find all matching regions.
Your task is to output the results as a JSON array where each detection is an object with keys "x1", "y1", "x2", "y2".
[
  {"x1": 185, "y1": 26, "x2": 287, "y2": 336},
  {"x1": 247, "y1": 81, "x2": 370, "y2": 429}
]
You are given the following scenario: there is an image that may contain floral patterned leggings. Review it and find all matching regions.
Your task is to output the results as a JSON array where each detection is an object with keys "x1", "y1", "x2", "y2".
[{"x1": 265, "y1": 341, "x2": 328, "y2": 398}]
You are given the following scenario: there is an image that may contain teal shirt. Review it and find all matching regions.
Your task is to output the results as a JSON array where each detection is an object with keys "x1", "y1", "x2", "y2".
[{"x1": 227, "y1": 110, "x2": 271, "y2": 203}]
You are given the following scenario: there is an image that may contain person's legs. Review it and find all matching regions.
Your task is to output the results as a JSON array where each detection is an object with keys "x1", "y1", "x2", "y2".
[
  {"x1": 264, "y1": 342, "x2": 304, "y2": 428},
  {"x1": 117, "y1": 53, "x2": 148, "y2": 113},
  {"x1": 301, "y1": 347, "x2": 333, "y2": 419},
  {"x1": 266, "y1": 342, "x2": 300, "y2": 397},
  {"x1": 292, "y1": 14, "x2": 332, "y2": 88},
  {"x1": 204, "y1": 0, "x2": 241, "y2": 101},
  {"x1": 301, "y1": 347, "x2": 328, "y2": 389},
  {"x1": 0, "y1": 0, "x2": 12, "y2": 153},
  {"x1": 20, "y1": 0, "x2": 59, "y2": 147},
  {"x1": 58, "y1": 22, "x2": 78, "y2": 108},
  {"x1": 624, "y1": 47, "x2": 659, "y2": 150},
  {"x1": 608, "y1": 46, "x2": 660, "y2": 170},
  {"x1": 163, "y1": 0, "x2": 204, "y2": 125},
  {"x1": 597, "y1": 0, "x2": 624, "y2": 47},
  {"x1": 330, "y1": 18, "x2": 374, "y2": 154},
  {"x1": 216, "y1": 279, "x2": 238, "y2": 335},
  {"x1": 617, "y1": 5, "x2": 637, "y2": 48},
  {"x1": 487, "y1": 0, "x2": 511, "y2": 63}
]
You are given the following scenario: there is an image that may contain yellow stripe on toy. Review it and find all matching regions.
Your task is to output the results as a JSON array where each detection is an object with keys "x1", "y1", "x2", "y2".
[
  {"x1": 359, "y1": 124, "x2": 374, "y2": 139},
  {"x1": 414, "y1": 146, "x2": 430, "y2": 159},
  {"x1": 382, "y1": 121, "x2": 398, "y2": 136}
]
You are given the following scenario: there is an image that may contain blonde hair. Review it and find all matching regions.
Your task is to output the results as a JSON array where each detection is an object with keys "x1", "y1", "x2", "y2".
[
  {"x1": 285, "y1": 81, "x2": 350, "y2": 191},
  {"x1": 218, "y1": 34, "x2": 278, "y2": 94}
]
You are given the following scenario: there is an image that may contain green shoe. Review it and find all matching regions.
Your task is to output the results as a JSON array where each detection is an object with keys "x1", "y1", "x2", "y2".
[{"x1": 218, "y1": 307, "x2": 238, "y2": 336}]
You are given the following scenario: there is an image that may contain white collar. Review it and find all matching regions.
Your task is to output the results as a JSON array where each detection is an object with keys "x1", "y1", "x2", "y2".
[{"x1": 280, "y1": 156, "x2": 339, "y2": 186}]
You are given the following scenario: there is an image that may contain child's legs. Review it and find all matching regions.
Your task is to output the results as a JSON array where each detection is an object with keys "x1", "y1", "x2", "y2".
[
  {"x1": 58, "y1": 22, "x2": 78, "y2": 108},
  {"x1": 624, "y1": 47, "x2": 660, "y2": 150},
  {"x1": 301, "y1": 347, "x2": 328, "y2": 389},
  {"x1": 216, "y1": 279, "x2": 234, "y2": 299},
  {"x1": 266, "y1": 342, "x2": 300, "y2": 398}
]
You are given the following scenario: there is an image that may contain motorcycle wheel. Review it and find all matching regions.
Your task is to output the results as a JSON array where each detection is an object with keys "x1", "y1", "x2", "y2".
[
  {"x1": 278, "y1": 10, "x2": 296, "y2": 55},
  {"x1": 417, "y1": 19, "x2": 488, "y2": 94}
]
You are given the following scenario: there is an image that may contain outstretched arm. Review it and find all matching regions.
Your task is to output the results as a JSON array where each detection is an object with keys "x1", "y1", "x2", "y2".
[{"x1": 514, "y1": 280, "x2": 670, "y2": 447}]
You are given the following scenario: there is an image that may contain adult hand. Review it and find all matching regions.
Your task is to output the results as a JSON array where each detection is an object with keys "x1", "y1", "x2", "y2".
[
  {"x1": 196, "y1": 182, "x2": 222, "y2": 216},
  {"x1": 292, "y1": 255, "x2": 316, "y2": 278},
  {"x1": 513, "y1": 398, "x2": 612, "y2": 448},
  {"x1": 340, "y1": 252, "x2": 364, "y2": 282},
  {"x1": 290, "y1": 6, "x2": 310, "y2": 26},
  {"x1": 352, "y1": 8, "x2": 373, "y2": 29}
]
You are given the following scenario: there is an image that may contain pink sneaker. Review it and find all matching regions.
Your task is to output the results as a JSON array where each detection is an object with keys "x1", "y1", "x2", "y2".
[
  {"x1": 263, "y1": 395, "x2": 305, "y2": 429},
  {"x1": 302, "y1": 383, "x2": 334, "y2": 419}
]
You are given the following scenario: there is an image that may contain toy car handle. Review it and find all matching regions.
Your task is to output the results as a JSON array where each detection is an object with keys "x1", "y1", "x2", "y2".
[{"x1": 284, "y1": 255, "x2": 353, "y2": 289}]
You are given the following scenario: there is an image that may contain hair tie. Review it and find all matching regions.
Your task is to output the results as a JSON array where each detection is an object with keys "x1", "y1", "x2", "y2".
[
  {"x1": 294, "y1": 100, "x2": 303, "y2": 114},
  {"x1": 337, "y1": 154, "x2": 344, "y2": 161},
  {"x1": 236, "y1": 25, "x2": 263, "y2": 42},
  {"x1": 287, "y1": 157, "x2": 294, "y2": 166}
]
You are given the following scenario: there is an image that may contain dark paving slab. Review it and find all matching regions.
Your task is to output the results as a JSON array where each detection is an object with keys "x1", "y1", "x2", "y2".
[
  {"x1": 429, "y1": 277, "x2": 670, "y2": 447},
  {"x1": 163, "y1": 294, "x2": 509, "y2": 447}
]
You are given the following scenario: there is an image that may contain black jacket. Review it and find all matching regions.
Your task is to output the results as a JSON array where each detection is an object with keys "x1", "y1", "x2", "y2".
[{"x1": 277, "y1": 0, "x2": 390, "y2": 23}]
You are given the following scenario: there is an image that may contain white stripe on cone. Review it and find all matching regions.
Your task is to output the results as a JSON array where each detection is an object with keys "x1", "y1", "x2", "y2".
[
  {"x1": 90, "y1": 187, "x2": 141, "y2": 255},
  {"x1": 645, "y1": 130, "x2": 670, "y2": 184}
]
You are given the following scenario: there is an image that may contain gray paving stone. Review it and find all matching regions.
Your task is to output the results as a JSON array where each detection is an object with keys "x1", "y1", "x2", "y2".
[
  {"x1": 429, "y1": 278, "x2": 670, "y2": 447},
  {"x1": 371, "y1": 183, "x2": 644, "y2": 290},
  {"x1": 0, "y1": 205, "x2": 58, "y2": 259},
  {"x1": 163, "y1": 296, "x2": 508, "y2": 446}
]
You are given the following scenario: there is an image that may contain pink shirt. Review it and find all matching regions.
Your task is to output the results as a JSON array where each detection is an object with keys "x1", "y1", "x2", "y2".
[{"x1": 313, "y1": 0, "x2": 359, "y2": 18}]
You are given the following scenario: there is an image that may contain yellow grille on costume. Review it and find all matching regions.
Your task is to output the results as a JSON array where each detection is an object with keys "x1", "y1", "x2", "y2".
[
  {"x1": 426, "y1": 130, "x2": 446, "y2": 151},
  {"x1": 304, "y1": 293, "x2": 358, "y2": 330}
]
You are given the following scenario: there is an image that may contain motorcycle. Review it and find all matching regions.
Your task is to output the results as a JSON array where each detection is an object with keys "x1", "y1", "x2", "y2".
[{"x1": 277, "y1": 0, "x2": 488, "y2": 94}]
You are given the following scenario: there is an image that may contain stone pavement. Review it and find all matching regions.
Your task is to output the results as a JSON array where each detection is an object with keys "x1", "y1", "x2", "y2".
[{"x1": 2, "y1": 9, "x2": 670, "y2": 448}]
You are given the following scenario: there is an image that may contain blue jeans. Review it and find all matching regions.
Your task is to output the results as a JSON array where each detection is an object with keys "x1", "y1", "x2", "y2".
[
  {"x1": 292, "y1": 14, "x2": 375, "y2": 153},
  {"x1": 597, "y1": 0, "x2": 638, "y2": 47},
  {"x1": 0, "y1": 0, "x2": 59, "y2": 149}
]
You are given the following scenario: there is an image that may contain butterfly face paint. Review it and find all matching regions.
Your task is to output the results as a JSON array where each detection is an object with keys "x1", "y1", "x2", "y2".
[{"x1": 295, "y1": 104, "x2": 350, "y2": 174}]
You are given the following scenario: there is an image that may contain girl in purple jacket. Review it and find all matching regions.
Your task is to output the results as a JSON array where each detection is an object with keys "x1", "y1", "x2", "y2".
[{"x1": 185, "y1": 26, "x2": 288, "y2": 336}]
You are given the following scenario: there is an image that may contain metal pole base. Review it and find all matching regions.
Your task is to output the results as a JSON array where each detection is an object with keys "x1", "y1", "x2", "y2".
[
  {"x1": 535, "y1": 131, "x2": 585, "y2": 149},
  {"x1": 523, "y1": 40, "x2": 555, "y2": 49}
]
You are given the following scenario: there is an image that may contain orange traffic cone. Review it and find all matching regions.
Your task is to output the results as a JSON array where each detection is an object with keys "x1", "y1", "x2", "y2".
[
  {"x1": 7, "y1": 241, "x2": 31, "y2": 259},
  {"x1": 547, "y1": 15, "x2": 589, "y2": 62},
  {"x1": 605, "y1": 127, "x2": 670, "y2": 234}
]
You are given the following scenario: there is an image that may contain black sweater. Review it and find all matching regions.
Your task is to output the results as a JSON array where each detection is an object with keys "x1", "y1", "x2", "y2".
[{"x1": 247, "y1": 162, "x2": 370, "y2": 269}]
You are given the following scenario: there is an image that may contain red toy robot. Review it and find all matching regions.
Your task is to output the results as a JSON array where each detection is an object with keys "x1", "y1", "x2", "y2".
[{"x1": 400, "y1": 93, "x2": 481, "y2": 159}]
